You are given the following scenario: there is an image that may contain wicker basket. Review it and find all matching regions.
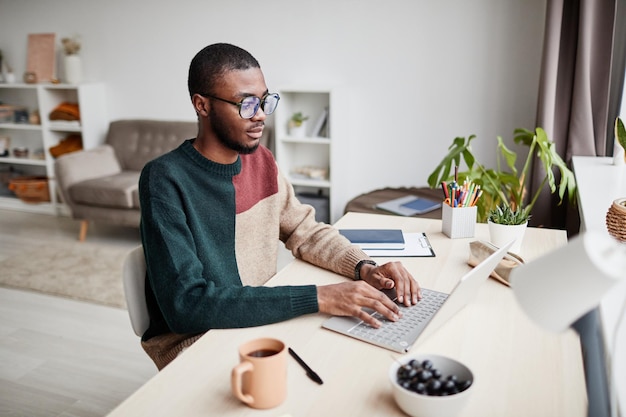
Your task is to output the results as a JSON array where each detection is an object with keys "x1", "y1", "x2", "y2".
[
  {"x1": 8, "y1": 176, "x2": 51, "y2": 203},
  {"x1": 606, "y1": 198, "x2": 626, "y2": 242}
]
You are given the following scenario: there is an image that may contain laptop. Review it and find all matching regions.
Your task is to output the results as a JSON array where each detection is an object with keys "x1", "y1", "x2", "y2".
[{"x1": 322, "y1": 240, "x2": 513, "y2": 353}]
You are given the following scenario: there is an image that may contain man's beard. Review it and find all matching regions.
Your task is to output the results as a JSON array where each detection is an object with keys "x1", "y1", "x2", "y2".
[{"x1": 211, "y1": 107, "x2": 260, "y2": 155}]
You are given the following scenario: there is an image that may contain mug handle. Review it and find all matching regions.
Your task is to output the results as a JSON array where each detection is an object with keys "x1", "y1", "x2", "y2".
[{"x1": 231, "y1": 361, "x2": 254, "y2": 405}]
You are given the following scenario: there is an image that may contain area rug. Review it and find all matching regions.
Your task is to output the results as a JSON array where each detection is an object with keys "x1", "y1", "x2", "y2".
[{"x1": 0, "y1": 242, "x2": 130, "y2": 309}]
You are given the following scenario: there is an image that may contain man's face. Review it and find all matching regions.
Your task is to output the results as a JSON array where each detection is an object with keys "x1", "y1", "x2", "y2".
[{"x1": 209, "y1": 68, "x2": 268, "y2": 155}]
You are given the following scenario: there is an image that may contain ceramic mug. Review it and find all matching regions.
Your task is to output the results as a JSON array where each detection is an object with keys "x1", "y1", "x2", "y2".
[{"x1": 231, "y1": 337, "x2": 287, "y2": 409}]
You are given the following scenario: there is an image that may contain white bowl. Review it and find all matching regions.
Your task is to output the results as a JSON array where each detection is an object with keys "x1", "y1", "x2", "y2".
[{"x1": 388, "y1": 354, "x2": 474, "y2": 417}]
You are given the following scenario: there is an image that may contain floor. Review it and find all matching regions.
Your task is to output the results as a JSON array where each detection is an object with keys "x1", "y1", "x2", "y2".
[
  {"x1": 0, "y1": 209, "x2": 294, "y2": 417},
  {"x1": 0, "y1": 210, "x2": 155, "y2": 417}
]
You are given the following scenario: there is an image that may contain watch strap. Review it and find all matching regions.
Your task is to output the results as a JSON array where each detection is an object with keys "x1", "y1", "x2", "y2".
[{"x1": 354, "y1": 259, "x2": 377, "y2": 281}]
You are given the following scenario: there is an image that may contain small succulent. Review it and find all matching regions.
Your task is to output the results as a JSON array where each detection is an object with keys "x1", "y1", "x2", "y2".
[
  {"x1": 487, "y1": 204, "x2": 530, "y2": 226},
  {"x1": 290, "y1": 112, "x2": 309, "y2": 127}
]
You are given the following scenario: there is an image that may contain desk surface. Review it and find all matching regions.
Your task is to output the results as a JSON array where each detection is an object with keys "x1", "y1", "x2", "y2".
[{"x1": 107, "y1": 213, "x2": 585, "y2": 417}]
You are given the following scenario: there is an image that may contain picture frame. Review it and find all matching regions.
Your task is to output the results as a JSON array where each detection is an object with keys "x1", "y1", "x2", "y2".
[{"x1": 26, "y1": 33, "x2": 56, "y2": 83}]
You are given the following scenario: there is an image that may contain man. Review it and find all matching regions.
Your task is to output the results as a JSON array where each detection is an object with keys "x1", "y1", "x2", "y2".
[{"x1": 139, "y1": 43, "x2": 421, "y2": 370}]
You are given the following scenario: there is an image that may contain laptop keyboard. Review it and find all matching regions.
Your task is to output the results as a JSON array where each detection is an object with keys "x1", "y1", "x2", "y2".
[{"x1": 348, "y1": 288, "x2": 449, "y2": 348}]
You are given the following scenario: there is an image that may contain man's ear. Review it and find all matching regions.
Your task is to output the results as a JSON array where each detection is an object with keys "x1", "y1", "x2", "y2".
[{"x1": 192, "y1": 94, "x2": 209, "y2": 117}]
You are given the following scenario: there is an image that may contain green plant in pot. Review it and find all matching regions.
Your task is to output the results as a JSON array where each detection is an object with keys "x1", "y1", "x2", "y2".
[
  {"x1": 289, "y1": 112, "x2": 309, "y2": 137},
  {"x1": 290, "y1": 112, "x2": 309, "y2": 127},
  {"x1": 428, "y1": 127, "x2": 577, "y2": 250},
  {"x1": 616, "y1": 116, "x2": 626, "y2": 164}
]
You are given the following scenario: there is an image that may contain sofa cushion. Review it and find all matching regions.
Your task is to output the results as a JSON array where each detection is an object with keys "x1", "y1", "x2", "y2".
[{"x1": 69, "y1": 171, "x2": 140, "y2": 209}]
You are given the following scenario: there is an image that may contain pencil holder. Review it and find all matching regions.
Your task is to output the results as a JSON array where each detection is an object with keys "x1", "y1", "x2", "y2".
[{"x1": 442, "y1": 204, "x2": 477, "y2": 239}]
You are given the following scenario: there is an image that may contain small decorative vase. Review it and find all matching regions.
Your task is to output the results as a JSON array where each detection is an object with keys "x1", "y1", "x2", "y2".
[
  {"x1": 488, "y1": 220, "x2": 528, "y2": 254},
  {"x1": 64, "y1": 55, "x2": 82, "y2": 84},
  {"x1": 4, "y1": 72, "x2": 16, "y2": 84}
]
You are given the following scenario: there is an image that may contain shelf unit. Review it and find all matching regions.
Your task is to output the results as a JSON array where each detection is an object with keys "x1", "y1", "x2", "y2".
[
  {"x1": 0, "y1": 83, "x2": 107, "y2": 214},
  {"x1": 274, "y1": 87, "x2": 347, "y2": 223}
]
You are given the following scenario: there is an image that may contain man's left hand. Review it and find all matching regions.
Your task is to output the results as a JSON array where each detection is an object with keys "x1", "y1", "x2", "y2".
[{"x1": 359, "y1": 262, "x2": 422, "y2": 306}]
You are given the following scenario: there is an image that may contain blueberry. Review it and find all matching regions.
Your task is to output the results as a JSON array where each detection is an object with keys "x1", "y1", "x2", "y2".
[
  {"x1": 457, "y1": 379, "x2": 472, "y2": 392},
  {"x1": 443, "y1": 379, "x2": 456, "y2": 392},
  {"x1": 427, "y1": 378, "x2": 442, "y2": 394},
  {"x1": 415, "y1": 382, "x2": 427, "y2": 394},
  {"x1": 417, "y1": 369, "x2": 432, "y2": 382}
]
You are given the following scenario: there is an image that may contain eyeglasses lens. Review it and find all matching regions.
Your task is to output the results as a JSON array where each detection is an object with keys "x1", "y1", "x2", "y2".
[
  {"x1": 240, "y1": 97, "x2": 261, "y2": 119},
  {"x1": 261, "y1": 94, "x2": 280, "y2": 116},
  {"x1": 239, "y1": 94, "x2": 280, "y2": 119}
]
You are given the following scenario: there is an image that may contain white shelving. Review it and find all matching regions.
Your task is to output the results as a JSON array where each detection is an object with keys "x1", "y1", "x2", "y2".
[
  {"x1": 274, "y1": 87, "x2": 347, "y2": 223},
  {"x1": 0, "y1": 83, "x2": 107, "y2": 215}
]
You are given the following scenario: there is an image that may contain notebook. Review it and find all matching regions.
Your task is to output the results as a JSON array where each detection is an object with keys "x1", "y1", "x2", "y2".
[
  {"x1": 375, "y1": 195, "x2": 442, "y2": 216},
  {"x1": 322, "y1": 240, "x2": 513, "y2": 352},
  {"x1": 339, "y1": 229, "x2": 405, "y2": 250}
]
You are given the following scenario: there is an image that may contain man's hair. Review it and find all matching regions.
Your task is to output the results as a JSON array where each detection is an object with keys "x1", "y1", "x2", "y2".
[{"x1": 187, "y1": 43, "x2": 260, "y2": 98}]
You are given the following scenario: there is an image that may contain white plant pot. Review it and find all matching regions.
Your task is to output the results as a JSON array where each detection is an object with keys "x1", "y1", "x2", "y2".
[
  {"x1": 289, "y1": 122, "x2": 307, "y2": 138},
  {"x1": 64, "y1": 55, "x2": 82, "y2": 84},
  {"x1": 488, "y1": 220, "x2": 528, "y2": 254}
]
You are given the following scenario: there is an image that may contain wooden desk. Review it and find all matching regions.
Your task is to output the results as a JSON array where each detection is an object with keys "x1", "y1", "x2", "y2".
[{"x1": 107, "y1": 213, "x2": 586, "y2": 417}]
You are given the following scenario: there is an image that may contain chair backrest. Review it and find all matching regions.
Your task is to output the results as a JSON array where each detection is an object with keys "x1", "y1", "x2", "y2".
[
  {"x1": 122, "y1": 245, "x2": 150, "y2": 337},
  {"x1": 105, "y1": 119, "x2": 197, "y2": 171}
]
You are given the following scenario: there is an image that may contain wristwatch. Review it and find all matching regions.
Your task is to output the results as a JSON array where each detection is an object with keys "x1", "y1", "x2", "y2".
[{"x1": 354, "y1": 259, "x2": 377, "y2": 281}]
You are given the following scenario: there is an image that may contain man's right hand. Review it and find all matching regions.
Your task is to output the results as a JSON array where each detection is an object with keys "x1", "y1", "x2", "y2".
[{"x1": 317, "y1": 281, "x2": 401, "y2": 328}]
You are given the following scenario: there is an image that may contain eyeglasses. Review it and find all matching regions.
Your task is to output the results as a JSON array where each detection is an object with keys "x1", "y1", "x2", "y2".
[{"x1": 200, "y1": 92, "x2": 280, "y2": 119}]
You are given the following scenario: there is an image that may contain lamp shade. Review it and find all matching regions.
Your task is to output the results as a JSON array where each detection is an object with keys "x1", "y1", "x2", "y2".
[{"x1": 510, "y1": 231, "x2": 626, "y2": 333}]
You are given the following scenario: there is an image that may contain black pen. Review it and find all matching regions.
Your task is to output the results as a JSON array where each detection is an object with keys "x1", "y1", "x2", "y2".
[{"x1": 288, "y1": 347, "x2": 323, "y2": 385}]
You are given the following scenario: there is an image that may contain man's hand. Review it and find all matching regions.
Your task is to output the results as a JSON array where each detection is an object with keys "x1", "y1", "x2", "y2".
[
  {"x1": 359, "y1": 261, "x2": 421, "y2": 306},
  {"x1": 317, "y1": 281, "x2": 401, "y2": 328}
]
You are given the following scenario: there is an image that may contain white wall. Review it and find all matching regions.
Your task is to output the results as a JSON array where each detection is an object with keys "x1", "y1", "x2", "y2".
[{"x1": 0, "y1": 0, "x2": 547, "y2": 215}]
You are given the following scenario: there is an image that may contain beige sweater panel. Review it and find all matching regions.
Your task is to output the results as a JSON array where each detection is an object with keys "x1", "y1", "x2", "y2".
[{"x1": 235, "y1": 165, "x2": 370, "y2": 286}]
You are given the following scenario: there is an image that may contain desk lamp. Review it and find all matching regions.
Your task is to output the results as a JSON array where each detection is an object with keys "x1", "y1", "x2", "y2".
[{"x1": 509, "y1": 231, "x2": 626, "y2": 417}]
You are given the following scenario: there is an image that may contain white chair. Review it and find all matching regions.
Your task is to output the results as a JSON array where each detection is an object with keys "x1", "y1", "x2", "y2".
[{"x1": 122, "y1": 245, "x2": 150, "y2": 337}]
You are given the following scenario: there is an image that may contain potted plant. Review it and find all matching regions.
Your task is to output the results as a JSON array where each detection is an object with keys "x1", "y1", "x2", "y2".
[
  {"x1": 288, "y1": 112, "x2": 309, "y2": 138},
  {"x1": 428, "y1": 127, "x2": 577, "y2": 252},
  {"x1": 614, "y1": 116, "x2": 626, "y2": 166}
]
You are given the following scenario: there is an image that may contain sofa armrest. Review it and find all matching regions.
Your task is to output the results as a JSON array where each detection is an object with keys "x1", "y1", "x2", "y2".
[{"x1": 54, "y1": 145, "x2": 123, "y2": 207}]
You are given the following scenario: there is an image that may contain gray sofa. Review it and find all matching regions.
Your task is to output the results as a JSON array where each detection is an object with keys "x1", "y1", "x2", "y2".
[{"x1": 55, "y1": 119, "x2": 197, "y2": 241}]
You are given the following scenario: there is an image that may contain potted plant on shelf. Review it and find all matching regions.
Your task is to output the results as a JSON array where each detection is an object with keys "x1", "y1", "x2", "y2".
[
  {"x1": 428, "y1": 127, "x2": 577, "y2": 252},
  {"x1": 288, "y1": 112, "x2": 309, "y2": 138}
]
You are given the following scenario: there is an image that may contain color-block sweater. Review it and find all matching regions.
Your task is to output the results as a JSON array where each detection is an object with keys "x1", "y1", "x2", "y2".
[{"x1": 139, "y1": 140, "x2": 368, "y2": 341}]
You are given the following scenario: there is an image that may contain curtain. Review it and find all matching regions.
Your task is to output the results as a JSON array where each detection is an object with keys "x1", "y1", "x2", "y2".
[{"x1": 531, "y1": 0, "x2": 626, "y2": 232}]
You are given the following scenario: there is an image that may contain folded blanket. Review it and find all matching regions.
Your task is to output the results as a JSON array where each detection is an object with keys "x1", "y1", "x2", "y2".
[
  {"x1": 49, "y1": 134, "x2": 83, "y2": 158},
  {"x1": 49, "y1": 102, "x2": 80, "y2": 121}
]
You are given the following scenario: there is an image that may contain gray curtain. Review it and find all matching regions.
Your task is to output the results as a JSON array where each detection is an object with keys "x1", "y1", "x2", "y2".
[{"x1": 531, "y1": 0, "x2": 626, "y2": 231}]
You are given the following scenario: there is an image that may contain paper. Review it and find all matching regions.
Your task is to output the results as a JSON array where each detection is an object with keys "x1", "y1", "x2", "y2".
[{"x1": 363, "y1": 233, "x2": 435, "y2": 257}]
